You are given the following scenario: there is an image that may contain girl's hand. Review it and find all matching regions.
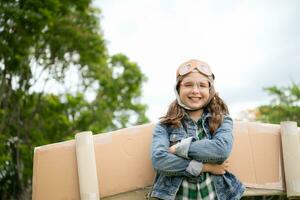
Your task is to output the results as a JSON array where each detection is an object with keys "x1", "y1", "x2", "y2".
[
  {"x1": 202, "y1": 160, "x2": 229, "y2": 175},
  {"x1": 169, "y1": 145, "x2": 176, "y2": 154}
]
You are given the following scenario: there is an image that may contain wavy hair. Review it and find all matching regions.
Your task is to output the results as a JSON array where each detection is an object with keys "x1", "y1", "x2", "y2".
[{"x1": 160, "y1": 93, "x2": 229, "y2": 135}]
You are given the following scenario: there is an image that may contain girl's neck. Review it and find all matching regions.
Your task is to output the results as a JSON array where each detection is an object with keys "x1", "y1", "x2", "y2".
[{"x1": 187, "y1": 109, "x2": 203, "y2": 122}]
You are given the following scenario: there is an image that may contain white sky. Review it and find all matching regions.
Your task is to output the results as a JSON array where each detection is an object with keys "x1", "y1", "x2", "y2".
[{"x1": 93, "y1": 0, "x2": 300, "y2": 122}]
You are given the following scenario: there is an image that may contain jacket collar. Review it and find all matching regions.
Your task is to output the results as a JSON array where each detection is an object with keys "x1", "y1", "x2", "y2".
[{"x1": 182, "y1": 110, "x2": 211, "y2": 123}]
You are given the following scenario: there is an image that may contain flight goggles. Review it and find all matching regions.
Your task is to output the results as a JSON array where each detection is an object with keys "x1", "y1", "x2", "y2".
[{"x1": 176, "y1": 59, "x2": 215, "y2": 80}]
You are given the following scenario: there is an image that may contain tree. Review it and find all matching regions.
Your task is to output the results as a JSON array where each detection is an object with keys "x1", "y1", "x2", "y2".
[
  {"x1": 257, "y1": 82, "x2": 300, "y2": 125},
  {"x1": 0, "y1": 0, "x2": 148, "y2": 199}
]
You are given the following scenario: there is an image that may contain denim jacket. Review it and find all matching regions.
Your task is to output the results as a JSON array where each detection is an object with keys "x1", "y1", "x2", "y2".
[{"x1": 150, "y1": 112, "x2": 245, "y2": 200}]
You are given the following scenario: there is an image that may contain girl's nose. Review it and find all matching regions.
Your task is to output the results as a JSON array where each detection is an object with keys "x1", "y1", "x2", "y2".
[{"x1": 191, "y1": 85, "x2": 201, "y2": 93}]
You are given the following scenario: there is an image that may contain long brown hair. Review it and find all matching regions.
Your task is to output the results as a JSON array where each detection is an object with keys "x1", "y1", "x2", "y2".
[{"x1": 160, "y1": 93, "x2": 229, "y2": 134}]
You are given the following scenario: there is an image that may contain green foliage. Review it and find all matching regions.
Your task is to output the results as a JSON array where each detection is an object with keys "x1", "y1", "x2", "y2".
[
  {"x1": 0, "y1": 0, "x2": 149, "y2": 199},
  {"x1": 257, "y1": 82, "x2": 300, "y2": 125}
]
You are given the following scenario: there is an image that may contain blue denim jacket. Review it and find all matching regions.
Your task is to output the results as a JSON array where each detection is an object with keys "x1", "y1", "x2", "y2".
[{"x1": 150, "y1": 112, "x2": 245, "y2": 200}]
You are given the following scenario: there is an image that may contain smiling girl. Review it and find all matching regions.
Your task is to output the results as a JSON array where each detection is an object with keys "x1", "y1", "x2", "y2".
[{"x1": 150, "y1": 59, "x2": 245, "y2": 200}]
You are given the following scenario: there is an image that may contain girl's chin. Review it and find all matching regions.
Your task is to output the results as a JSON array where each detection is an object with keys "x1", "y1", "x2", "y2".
[{"x1": 186, "y1": 103, "x2": 204, "y2": 109}]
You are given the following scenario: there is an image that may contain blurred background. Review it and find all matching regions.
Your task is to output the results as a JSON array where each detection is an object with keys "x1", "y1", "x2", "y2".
[
  {"x1": 0, "y1": 0, "x2": 299, "y2": 199},
  {"x1": 95, "y1": 0, "x2": 300, "y2": 122}
]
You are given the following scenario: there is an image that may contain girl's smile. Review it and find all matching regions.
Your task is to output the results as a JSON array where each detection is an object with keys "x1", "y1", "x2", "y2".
[{"x1": 179, "y1": 72, "x2": 210, "y2": 111}]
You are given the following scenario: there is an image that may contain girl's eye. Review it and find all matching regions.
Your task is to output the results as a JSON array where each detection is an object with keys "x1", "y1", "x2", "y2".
[
  {"x1": 200, "y1": 83, "x2": 208, "y2": 88},
  {"x1": 181, "y1": 81, "x2": 209, "y2": 89},
  {"x1": 183, "y1": 83, "x2": 193, "y2": 87}
]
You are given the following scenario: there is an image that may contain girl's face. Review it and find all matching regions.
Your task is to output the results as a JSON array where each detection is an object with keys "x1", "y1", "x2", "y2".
[{"x1": 179, "y1": 72, "x2": 210, "y2": 110}]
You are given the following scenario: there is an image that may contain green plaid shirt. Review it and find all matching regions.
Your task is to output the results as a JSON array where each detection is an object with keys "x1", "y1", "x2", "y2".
[{"x1": 176, "y1": 119, "x2": 217, "y2": 200}]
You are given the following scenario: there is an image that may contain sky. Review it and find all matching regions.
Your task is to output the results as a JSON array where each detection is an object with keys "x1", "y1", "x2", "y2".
[{"x1": 93, "y1": 0, "x2": 300, "y2": 122}]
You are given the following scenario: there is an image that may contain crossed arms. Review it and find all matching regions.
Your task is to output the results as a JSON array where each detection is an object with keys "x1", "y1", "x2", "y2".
[{"x1": 151, "y1": 116, "x2": 233, "y2": 177}]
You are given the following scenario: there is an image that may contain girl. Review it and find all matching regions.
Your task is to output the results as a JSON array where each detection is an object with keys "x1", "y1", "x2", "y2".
[{"x1": 150, "y1": 59, "x2": 245, "y2": 200}]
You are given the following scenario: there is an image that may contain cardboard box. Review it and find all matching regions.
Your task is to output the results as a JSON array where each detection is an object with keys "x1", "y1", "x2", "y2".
[
  {"x1": 230, "y1": 122, "x2": 284, "y2": 190},
  {"x1": 32, "y1": 124, "x2": 155, "y2": 200},
  {"x1": 32, "y1": 122, "x2": 300, "y2": 199}
]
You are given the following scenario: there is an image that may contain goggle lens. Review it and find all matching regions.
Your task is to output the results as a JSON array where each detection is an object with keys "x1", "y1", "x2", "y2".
[{"x1": 178, "y1": 63, "x2": 212, "y2": 77}]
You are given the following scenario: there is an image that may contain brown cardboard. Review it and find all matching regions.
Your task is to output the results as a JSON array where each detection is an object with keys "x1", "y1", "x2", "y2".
[
  {"x1": 32, "y1": 140, "x2": 80, "y2": 200},
  {"x1": 32, "y1": 124, "x2": 155, "y2": 200},
  {"x1": 32, "y1": 122, "x2": 298, "y2": 199},
  {"x1": 93, "y1": 124, "x2": 155, "y2": 197},
  {"x1": 229, "y1": 122, "x2": 284, "y2": 190},
  {"x1": 280, "y1": 122, "x2": 300, "y2": 198}
]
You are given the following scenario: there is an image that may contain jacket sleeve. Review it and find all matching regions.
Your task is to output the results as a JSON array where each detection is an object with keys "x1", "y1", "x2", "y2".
[
  {"x1": 151, "y1": 123, "x2": 203, "y2": 177},
  {"x1": 174, "y1": 116, "x2": 233, "y2": 163}
]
